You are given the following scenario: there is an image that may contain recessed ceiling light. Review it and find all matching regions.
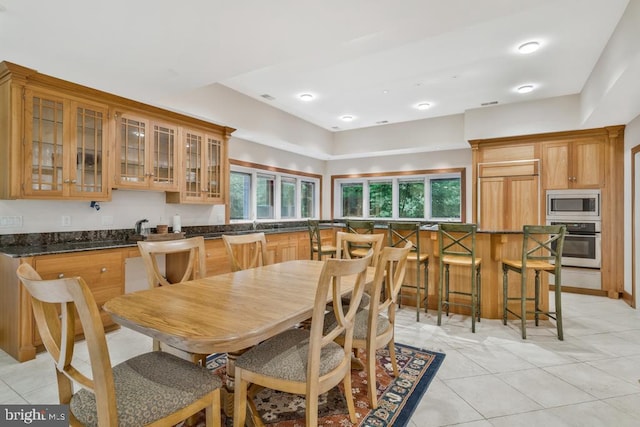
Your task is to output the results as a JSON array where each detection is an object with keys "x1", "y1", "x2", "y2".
[
  {"x1": 518, "y1": 41, "x2": 540, "y2": 54},
  {"x1": 382, "y1": 90, "x2": 389, "y2": 94},
  {"x1": 517, "y1": 84, "x2": 534, "y2": 94},
  {"x1": 340, "y1": 115, "x2": 354, "y2": 122},
  {"x1": 416, "y1": 102, "x2": 431, "y2": 110},
  {"x1": 299, "y1": 93, "x2": 314, "y2": 101}
]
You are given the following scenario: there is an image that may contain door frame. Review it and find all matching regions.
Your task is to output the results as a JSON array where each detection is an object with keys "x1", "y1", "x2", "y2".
[{"x1": 631, "y1": 144, "x2": 640, "y2": 308}]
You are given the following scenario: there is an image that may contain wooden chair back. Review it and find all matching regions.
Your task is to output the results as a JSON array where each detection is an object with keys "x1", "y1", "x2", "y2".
[
  {"x1": 520, "y1": 224, "x2": 567, "y2": 272},
  {"x1": 16, "y1": 263, "x2": 118, "y2": 424},
  {"x1": 354, "y1": 241, "x2": 411, "y2": 408},
  {"x1": 439, "y1": 222, "x2": 478, "y2": 261},
  {"x1": 335, "y1": 231, "x2": 384, "y2": 266},
  {"x1": 222, "y1": 232, "x2": 268, "y2": 271},
  {"x1": 137, "y1": 236, "x2": 206, "y2": 288}
]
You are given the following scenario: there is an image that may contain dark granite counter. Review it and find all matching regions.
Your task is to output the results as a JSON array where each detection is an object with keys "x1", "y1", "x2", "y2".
[{"x1": 0, "y1": 221, "x2": 340, "y2": 258}]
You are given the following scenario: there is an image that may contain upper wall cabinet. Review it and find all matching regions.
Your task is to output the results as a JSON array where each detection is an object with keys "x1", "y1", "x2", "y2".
[
  {"x1": 0, "y1": 61, "x2": 234, "y2": 202},
  {"x1": 541, "y1": 138, "x2": 606, "y2": 189},
  {"x1": 166, "y1": 128, "x2": 227, "y2": 204},
  {"x1": 114, "y1": 113, "x2": 179, "y2": 191},
  {"x1": 23, "y1": 89, "x2": 110, "y2": 200}
]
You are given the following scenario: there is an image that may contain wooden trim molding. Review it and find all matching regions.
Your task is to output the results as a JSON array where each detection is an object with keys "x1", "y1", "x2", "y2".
[{"x1": 631, "y1": 144, "x2": 640, "y2": 308}]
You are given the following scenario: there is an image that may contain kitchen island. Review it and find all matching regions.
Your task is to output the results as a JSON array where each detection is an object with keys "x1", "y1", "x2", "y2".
[{"x1": 414, "y1": 228, "x2": 546, "y2": 320}]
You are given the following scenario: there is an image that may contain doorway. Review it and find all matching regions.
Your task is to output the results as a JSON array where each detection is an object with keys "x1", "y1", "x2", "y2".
[{"x1": 632, "y1": 145, "x2": 640, "y2": 308}]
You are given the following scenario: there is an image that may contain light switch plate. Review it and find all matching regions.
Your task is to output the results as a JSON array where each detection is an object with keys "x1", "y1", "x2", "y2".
[{"x1": 61, "y1": 215, "x2": 72, "y2": 226}]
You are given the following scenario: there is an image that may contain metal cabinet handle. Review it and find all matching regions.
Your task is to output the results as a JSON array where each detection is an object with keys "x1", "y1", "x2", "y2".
[
  {"x1": 100, "y1": 267, "x2": 107, "y2": 273},
  {"x1": 58, "y1": 273, "x2": 64, "y2": 279}
]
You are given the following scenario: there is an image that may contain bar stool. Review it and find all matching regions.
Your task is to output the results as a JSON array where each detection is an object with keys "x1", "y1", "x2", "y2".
[
  {"x1": 502, "y1": 224, "x2": 567, "y2": 340},
  {"x1": 388, "y1": 222, "x2": 429, "y2": 321},
  {"x1": 345, "y1": 219, "x2": 375, "y2": 258},
  {"x1": 307, "y1": 219, "x2": 337, "y2": 260},
  {"x1": 437, "y1": 223, "x2": 482, "y2": 333}
]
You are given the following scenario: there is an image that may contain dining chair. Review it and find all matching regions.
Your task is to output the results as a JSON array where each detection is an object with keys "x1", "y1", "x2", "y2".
[
  {"x1": 233, "y1": 253, "x2": 372, "y2": 427},
  {"x1": 137, "y1": 236, "x2": 207, "y2": 288},
  {"x1": 502, "y1": 224, "x2": 567, "y2": 340},
  {"x1": 16, "y1": 263, "x2": 222, "y2": 427},
  {"x1": 335, "y1": 231, "x2": 384, "y2": 266},
  {"x1": 345, "y1": 219, "x2": 375, "y2": 258},
  {"x1": 137, "y1": 236, "x2": 209, "y2": 364},
  {"x1": 307, "y1": 219, "x2": 337, "y2": 260},
  {"x1": 388, "y1": 222, "x2": 429, "y2": 321},
  {"x1": 437, "y1": 223, "x2": 482, "y2": 333},
  {"x1": 325, "y1": 242, "x2": 412, "y2": 409},
  {"x1": 222, "y1": 232, "x2": 269, "y2": 271}
]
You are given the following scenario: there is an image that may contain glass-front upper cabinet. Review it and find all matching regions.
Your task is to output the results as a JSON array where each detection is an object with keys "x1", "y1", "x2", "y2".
[
  {"x1": 168, "y1": 128, "x2": 224, "y2": 204},
  {"x1": 23, "y1": 89, "x2": 109, "y2": 199},
  {"x1": 115, "y1": 113, "x2": 179, "y2": 191}
]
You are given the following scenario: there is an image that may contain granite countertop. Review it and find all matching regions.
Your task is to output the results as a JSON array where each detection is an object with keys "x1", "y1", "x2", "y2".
[{"x1": 0, "y1": 222, "x2": 329, "y2": 258}]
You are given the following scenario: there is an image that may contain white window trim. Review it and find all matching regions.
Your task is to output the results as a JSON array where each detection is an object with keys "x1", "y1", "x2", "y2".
[
  {"x1": 334, "y1": 172, "x2": 461, "y2": 221},
  {"x1": 231, "y1": 165, "x2": 320, "y2": 223}
]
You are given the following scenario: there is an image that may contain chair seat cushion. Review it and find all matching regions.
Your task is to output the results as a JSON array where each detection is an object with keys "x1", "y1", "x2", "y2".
[
  {"x1": 407, "y1": 252, "x2": 429, "y2": 263},
  {"x1": 70, "y1": 351, "x2": 221, "y2": 427},
  {"x1": 313, "y1": 244, "x2": 337, "y2": 253},
  {"x1": 325, "y1": 308, "x2": 390, "y2": 340},
  {"x1": 442, "y1": 254, "x2": 481, "y2": 266},
  {"x1": 503, "y1": 259, "x2": 554, "y2": 270},
  {"x1": 235, "y1": 328, "x2": 344, "y2": 382}
]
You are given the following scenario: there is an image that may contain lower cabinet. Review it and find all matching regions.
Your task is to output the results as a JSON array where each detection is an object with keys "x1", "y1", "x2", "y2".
[{"x1": 31, "y1": 250, "x2": 124, "y2": 347}]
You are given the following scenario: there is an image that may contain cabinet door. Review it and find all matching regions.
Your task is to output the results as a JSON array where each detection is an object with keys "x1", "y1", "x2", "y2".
[
  {"x1": 116, "y1": 114, "x2": 149, "y2": 188},
  {"x1": 181, "y1": 129, "x2": 224, "y2": 204},
  {"x1": 478, "y1": 177, "x2": 506, "y2": 230},
  {"x1": 573, "y1": 138, "x2": 605, "y2": 188},
  {"x1": 204, "y1": 134, "x2": 223, "y2": 202},
  {"x1": 507, "y1": 175, "x2": 539, "y2": 229},
  {"x1": 542, "y1": 141, "x2": 570, "y2": 189},
  {"x1": 183, "y1": 130, "x2": 205, "y2": 202},
  {"x1": 69, "y1": 101, "x2": 109, "y2": 199},
  {"x1": 150, "y1": 121, "x2": 179, "y2": 190},
  {"x1": 23, "y1": 90, "x2": 66, "y2": 197}
]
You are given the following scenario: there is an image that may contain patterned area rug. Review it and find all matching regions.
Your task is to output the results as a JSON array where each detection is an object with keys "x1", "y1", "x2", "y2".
[{"x1": 186, "y1": 343, "x2": 444, "y2": 427}]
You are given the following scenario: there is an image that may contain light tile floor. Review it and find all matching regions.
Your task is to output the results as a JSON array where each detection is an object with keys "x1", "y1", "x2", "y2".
[{"x1": 1, "y1": 292, "x2": 640, "y2": 426}]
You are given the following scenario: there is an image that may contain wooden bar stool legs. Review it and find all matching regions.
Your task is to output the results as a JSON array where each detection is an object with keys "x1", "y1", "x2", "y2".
[{"x1": 437, "y1": 223, "x2": 481, "y2": 332}]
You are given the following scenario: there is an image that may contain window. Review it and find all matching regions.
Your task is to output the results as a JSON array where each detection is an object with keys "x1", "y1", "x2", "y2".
[
  {"x1": 280, "y1": 177, "x2": 296, "y2": 218},
  {"x1": 369, "y1": 180, "x2": 392, "y2": 218},
  {"x1": 230, "y1": 163, "x2": 321, "y2": 221},
  {"x1": 256, "y1": 174, "x2": 275, "y2": 219},
  {"x1": 230, "y1": 172, "x2": 251, "y2": 220},
  {"x1": 333, "y1": 169, "x2": 464, "y2": 221}
]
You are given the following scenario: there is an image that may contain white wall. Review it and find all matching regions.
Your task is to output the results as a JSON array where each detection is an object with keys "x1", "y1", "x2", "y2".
[
  {"x1": 464, "y1": 95, "x2": 581, "y2": 141},
  {"x1": 0, "y1": 190, "x2": 225, "y2": 235}
]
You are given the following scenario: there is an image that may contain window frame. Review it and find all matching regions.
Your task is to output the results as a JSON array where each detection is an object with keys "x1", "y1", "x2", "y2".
[
  {"x1": 332, "y1": 168, "x2": 465, "y2": 221},
  {"x1": 230, "y1": 161, "x2": 322, "y2": 223}
]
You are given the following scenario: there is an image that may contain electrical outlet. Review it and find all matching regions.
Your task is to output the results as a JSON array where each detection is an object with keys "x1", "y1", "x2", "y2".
[
  {"x1": 61, "y1": 215, "x2": 72, "y2": 227},
  {"x1": 0, "y1": 216, "x2": 22, "y2": 227}
]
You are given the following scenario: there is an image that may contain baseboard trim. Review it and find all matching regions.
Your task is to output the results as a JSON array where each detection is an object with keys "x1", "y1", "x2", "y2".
[{"x1": 549, "y1": 285, "x2": 607, "y2": 297}]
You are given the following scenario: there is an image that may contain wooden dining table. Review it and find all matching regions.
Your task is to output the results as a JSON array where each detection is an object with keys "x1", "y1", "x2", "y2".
[{"x1": 103, "y1": 259, "x2": 374, "y2": 416}]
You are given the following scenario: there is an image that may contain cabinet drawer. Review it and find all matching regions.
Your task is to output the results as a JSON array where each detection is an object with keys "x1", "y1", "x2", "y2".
[{"x1": 34, "y1": 250, "x2": 123, "y2": 303}]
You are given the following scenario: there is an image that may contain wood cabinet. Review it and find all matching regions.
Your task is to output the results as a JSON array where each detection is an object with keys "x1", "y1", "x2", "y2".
[
  {"x1": 0, "y1": 61, "x2": 234, "y2": 202},
  {"x1": 166, "y1": 128, "x2": 228, "y2": 204},
  {"x1": 0, "y1": 248, "x2": 125, "y2": 362},
  {"x1": 469, "y1": 126, "x2": 625, "y2": 299},
  {"x1": 0, "y1": 69, "x2": 110, "y2": 200},
  {"x1": 542, "y1": 138, "x2": 606, "y2": 189},
  {"x1": 32, "y1": 250, "x2": 124, "y2": 345},
  {"x1": 114, "y1": 113, "x2": 179, "y2": 191}
]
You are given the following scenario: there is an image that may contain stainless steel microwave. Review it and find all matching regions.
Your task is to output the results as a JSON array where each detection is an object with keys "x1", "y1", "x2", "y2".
[{"x1": 546, "y1": 189, "x2": 600, "y2": 219}]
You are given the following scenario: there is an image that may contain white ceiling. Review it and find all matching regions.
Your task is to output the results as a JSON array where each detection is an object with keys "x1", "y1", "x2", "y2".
[{"x1": 0, "y1": 0, "x2": 631, "y2": 134}]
